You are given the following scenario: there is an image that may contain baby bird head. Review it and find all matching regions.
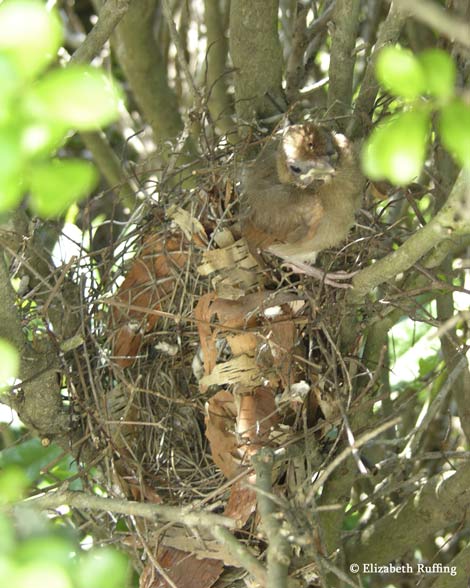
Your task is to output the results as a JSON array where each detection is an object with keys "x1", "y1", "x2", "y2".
[{"x1": 276, "y1": 123, "x2": 339, "y2": 188}]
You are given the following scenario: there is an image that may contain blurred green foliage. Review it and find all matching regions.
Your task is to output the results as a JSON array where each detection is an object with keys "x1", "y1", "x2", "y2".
[
  {"x1": 0, "y1": 3, "x2": 130, "y2": 584},
  {"x1": 362, "y1": 46, "x2": 470, "y2": 185},
  {"x1": 0, "y1": 0, "x2": 122, "y2": 217},
  {"x1": 0, "y1": 501, "x2": 129, "y2": 588}
]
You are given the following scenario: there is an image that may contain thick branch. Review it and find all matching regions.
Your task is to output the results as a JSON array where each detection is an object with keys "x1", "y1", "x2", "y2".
[
  {"x1": 344, "y1": 462, "x2": 470, "y2": 565},
  {"x1": 204, "y1": 0, "x2": 234, "y2": 135},
  {"x1": 327, "y1": 0, "x2": 361, "y2": 127},
  {"x1": 113, "y1": 0, "x2": 187, "y2": 149},
  {"x1": 229, "y1": 0, "x2": 284, "y2": 123},
  {"x1": 0, "y1": 253, "x2": 68, "y2": 437},
  {"x1": 392, "y1": 0, "x2": 470, "y2": 49}
]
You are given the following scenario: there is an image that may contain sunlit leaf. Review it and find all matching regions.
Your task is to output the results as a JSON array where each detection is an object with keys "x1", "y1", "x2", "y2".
[
  {"x1": 362, "y1": 110, "x2": 429, "y2": 185},
  {"x1": 0, "y1": 1, "x2": 62, "y2": 78},
  {"x1": 376, "y1": 46, "x2": 426, "y2": 99},
  {"x1": 30, "y1": 67, "x2": 123, "y2": 131},
  {"x1": 20, "y1": 120, "x2": 68, "y2": 158},
  {"x1": 29, "y1": 159, "x2": 98, "y2": 218},
  {"x1": 14, "y1": 562, "x2": 72, "y2": 588},
  {"x1": 418, "y1": 49, "x2": 456, "y2": 99},
  {"x1": 77, "y1": 549, "x2": 128, "y2": 588},
  {"x1": 0, "y1": 55, "x2": 20, "y2": 123},
  {"x1": 439, "y1": 99, "x2": 470, "y2": 167},
  {"x1": 0, "y1": 339, "x2": 19, "y2": 388}
]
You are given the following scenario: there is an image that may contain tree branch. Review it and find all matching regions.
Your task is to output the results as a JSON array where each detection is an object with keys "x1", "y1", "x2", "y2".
[
  {"x1": 349, "y1": 0, "x2": 406, "y2": 138},
  {"x1": 252, "y1": 448, "x2": 292, "y2": 588},
  {"x1": 392, "y1": 0, "x2": 470, "y2": 49},
  {"x1": 229, "y1": 0, "x2": 284, "y2": 123},
  {"x1": 344, "y1": 461, "x2": 470, "y2": 565},
  {"x1": 23, "y1": 490, "x2": 236, "y2": 529},
  {"x1": 203, "y1": 0, "x2": 234, "y2": 136},
  {"x1": 0, "y1": 253, "x2": 68, "y2": 438},
  {"x1": 113, "y1": 0, "x2": 191, "y2": 153},
  {"x1": 349, "y1": 169, "x2": 470, "y2": 303},
  {"x1": 70, "y1": 0, "x2": 130, "y2": 64},
  {"x1": 327, "y1": 0, "x2": 361, "y2": 127},
  {"x1": 211, "y1": 526, "x2": 268, "y2": 586}
]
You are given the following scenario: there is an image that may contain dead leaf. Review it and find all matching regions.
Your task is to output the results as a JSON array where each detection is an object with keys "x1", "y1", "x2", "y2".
[
  {"x1": 199, "y1": 354, "x2": 266, "y2": 391},
  {"x1": 205, "y1": 390, "x2": 239, "y2": 479},
  {"x1": 110, "y1": 232, "x2": 187, "y2": 367},
  {"x1": 197, "y1": 239, "x2": 258, "y2": 276},
  {"x1": 237, "y1": 386, "x2": 279, "y2": 449},
  {"x1": 167, "y1": 205, "x2": 208, "y2": 247},
  {"x1": 224, "y1": 480, "x2": 257, "y2": 527},
  {"x1": 140, "y1": 547, "x2": 223, "y2": 588},
  {"x1": 194, "y1": 292, "x2": 218, "y2": 376}
]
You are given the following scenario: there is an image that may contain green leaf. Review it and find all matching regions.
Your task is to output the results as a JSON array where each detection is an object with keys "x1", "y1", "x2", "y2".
[
  {"x1": 17, "y1": 536, "x2": 75, "y2": 568},
  {"x1": 0, "y1": 439, "x2": 62, "y2": 482},
  {"x1": 14, "y1": 562, "x2": 72, "y2": 588},
  {"x1": 77, "y1": 549, "x2": 128, "y2": 588},
  {"x1": 29, "y1": 159, "x2": 98, "y2": 218},
  {"x1": 0, "y1": 1, "x2": 62, "y2": 79},
  {"x1": 0, "y1": 339, "x2": 19, "y2": 388},
  {"x1": 20, "y1": 120, "x2": 68, "y2": 159},
  {"x1": 439, "y1": 99, "x2": 470, "y2": 167},
  {"x1": 0, "y1": 466, "x2": 29, "y2": 504},
  {"x1": 362, "y1": 110, "x2": 430, "y2": 185},
  {"x1": 0, "y1": 55, "x2": 20, "y2": 123},
  {"x1": 376, "y1": 46, "x2": 426, "y2": 99},
  {"x1": 418, "y1": 49, "x2": 456, "y2": 99},
  {"x1": 30, "y1": 67, "x2": 123, "y2": 131}
]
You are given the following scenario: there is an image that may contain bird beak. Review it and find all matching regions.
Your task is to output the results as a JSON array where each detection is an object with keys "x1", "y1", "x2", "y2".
[{"x1": 301, "y1": 157, "x2": 336, "y2": 183}]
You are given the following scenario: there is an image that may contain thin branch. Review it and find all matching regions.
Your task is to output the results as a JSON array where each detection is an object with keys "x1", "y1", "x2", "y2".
[
  {"x1": 252, "y1": 448, "x2": 293, "y2": 588},
  {"x1": 69, "y1": 0, "x2": 136, "y2": 208},
  {"x1": 348, "y1": 0, "x2": 406, "y2": 138},
  {"x1": 349, "y1": 169, "x2": 470, "y2": 303},
  {"x1": 305, "y1": 417, "x2": 401, "y2": 505},
  {"x1": 70, "y1": 0, "x2": 130, "y2": 64},
  {"x1": 161, "y1": 0, "x2": 202, "y2": 110},
  {"x1": 211, "y1": 526, "x2": 268, "y2": 586},
  {"x1": 81, "y1": 132, "x2": 136, "y2": 209},
  {"x1": 401, "y1": 355, "x2": 468, "y2": 457},
  {"x1": 22, "y1": 490, "x2": 236, "y2": 529}
]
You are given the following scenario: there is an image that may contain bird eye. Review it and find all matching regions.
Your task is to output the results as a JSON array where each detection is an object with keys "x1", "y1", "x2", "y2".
[{"x1": 289, "y1": 164, "x2": 302, "y2": 174}]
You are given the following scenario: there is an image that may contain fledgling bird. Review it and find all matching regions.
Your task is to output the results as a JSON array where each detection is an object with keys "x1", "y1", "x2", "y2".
[{"x1": 241, "y1": 123, "x2": 364, "y2": 285}]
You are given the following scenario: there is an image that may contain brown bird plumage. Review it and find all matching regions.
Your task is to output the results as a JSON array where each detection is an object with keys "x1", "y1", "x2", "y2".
[{"x1": 241, "y1": 124, "x2": 364, "y2": 279}]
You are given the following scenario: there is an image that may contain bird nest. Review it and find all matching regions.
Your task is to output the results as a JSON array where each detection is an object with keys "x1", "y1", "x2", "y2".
[{"x1": 22, "y1": 130, "x2": 404, "y2": 583}]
